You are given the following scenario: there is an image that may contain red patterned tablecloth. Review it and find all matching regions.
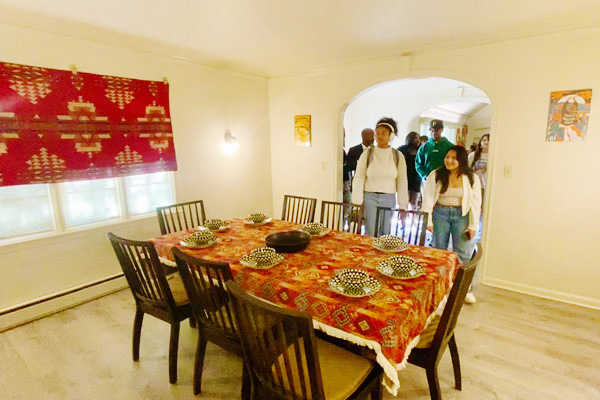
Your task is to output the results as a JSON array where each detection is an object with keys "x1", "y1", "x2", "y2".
[{"x1": 151, "y1": 218, "x2": 459, "y2": 393}]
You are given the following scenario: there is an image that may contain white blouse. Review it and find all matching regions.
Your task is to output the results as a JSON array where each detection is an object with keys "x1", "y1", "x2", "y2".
[
  {"x1": 437, "y1": 187, "x2": 463, "y2": 207},
  {"x1": 351, "y1": 147, "x2": 408, "y2": 209},
  {"x1": 421, "y1": 170, "x2": 482, "y2": 231}
]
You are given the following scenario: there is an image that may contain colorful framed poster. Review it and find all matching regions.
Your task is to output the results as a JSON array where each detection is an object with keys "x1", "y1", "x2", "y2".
[
  {"x1": 546, "y1": 89, "x2": 592, "y2": 142},
  {"x1": 294, "y1": 115, "x2": 311, "y2": 147}
]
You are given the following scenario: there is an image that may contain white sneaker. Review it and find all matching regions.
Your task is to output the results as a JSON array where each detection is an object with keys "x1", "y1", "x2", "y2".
[{"x1": 465, "y1": 292, "x2": 477, "y2": 304}]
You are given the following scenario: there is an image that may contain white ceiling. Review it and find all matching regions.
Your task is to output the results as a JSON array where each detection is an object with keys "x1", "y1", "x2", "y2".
[
  {"x1": 358, "y1": 78, "x2": 487, "y2": 98},
  {"x1": 432, "y1": 102, "x2": 489, "y2": 118},
  {"x1": 1, "y1": 0, "x2": 599, "y2": 77}
]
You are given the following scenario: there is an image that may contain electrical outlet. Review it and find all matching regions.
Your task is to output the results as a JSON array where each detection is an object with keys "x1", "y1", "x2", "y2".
[{"x1": 503, "y1": 166, "x2": 512, "y2": 178}]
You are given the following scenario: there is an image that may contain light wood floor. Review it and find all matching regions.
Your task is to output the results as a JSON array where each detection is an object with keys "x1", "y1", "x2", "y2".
[{"x1": 1, "y1": 285, "x2": 599, "y2": 400}]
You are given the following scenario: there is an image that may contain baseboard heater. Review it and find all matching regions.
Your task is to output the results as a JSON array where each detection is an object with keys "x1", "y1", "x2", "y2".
[{"x1": 0, "y1": 273, "x2": 124, "y2": 318}]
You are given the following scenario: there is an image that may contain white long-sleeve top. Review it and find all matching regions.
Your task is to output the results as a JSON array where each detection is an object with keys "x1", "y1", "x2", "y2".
[
  {"x1": 421, "y1": 170, "x2": 482, "y2": 231},
  {"x1": 351, "y1": 146, "x2": 409, "y2": 209}
]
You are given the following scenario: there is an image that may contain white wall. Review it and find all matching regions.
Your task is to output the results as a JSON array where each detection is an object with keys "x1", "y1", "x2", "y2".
[
  {"x1": 344, "y1": 79, "x2": 489, "y2": 149},
  {"x1": 269, "y1": 28, "x2": 600, "y2": 308},
  {"x1": 466, "y1": 104, "x2": 492, "y2": 147},
  {"x1": 0, "y1": 22, "x2": 272, "y2": 329}
]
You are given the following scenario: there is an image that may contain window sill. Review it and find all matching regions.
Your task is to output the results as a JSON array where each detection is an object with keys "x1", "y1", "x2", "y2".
[{"x1": 0, "y1": 212, "x2": 158, "y2": 248}]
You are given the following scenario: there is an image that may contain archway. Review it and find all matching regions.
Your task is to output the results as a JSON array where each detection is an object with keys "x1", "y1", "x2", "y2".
[
  {"x1": 341, "y1": 76, "x2": 493, "y2": 244},
  {"x1": 343, "y1": 77, "x2": 491, "y2": 151}
]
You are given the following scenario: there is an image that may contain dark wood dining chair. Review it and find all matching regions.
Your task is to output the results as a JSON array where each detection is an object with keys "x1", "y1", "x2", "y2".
[
  {"x1": 156, "y1": 200, "x2": 206, "y2": 235},
  {"x1": 172, "y1": 248, "x2": 249, "y2": 397},
  {"x1": 225, "y1": 280, "x2": 383, "y2": 400},
  {"x1": 107, "y1": 232, "x2": 192, "y2": 384},
  {"x1": 320, "y1": 200, "x2": 363, "y2": 234},
  {"x1": 282, "y1": 194, "x2": 317, "y2": 224},
  {"x1": 407, "y1": 243, "x2": 483, "y2": 400},
  {"x1": 374, "y1": 207, "x2": 428, "y2": 245}
]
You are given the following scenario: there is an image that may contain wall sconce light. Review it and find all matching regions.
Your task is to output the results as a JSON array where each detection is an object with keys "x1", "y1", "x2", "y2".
[{"x1": 221, "y1": 129, "x2": 239, "y2": 154}]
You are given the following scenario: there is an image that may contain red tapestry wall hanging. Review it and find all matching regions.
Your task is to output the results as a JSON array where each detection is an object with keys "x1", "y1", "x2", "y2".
[{"x1": 0, "y1": 61, "x2": 177, "y2": 186}]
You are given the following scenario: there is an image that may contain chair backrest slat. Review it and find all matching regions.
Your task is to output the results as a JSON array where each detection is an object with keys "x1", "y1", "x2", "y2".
[
  {"x1": 172, "y1": 248, "x2": 237, "y2": 336},
  {"x1": 320, "y1": 200, "x2": 363, "y2": 233},
  {"x1": 282, "y1": 195, "x2": 317, "y2": 224},
  {"x1": 226, "y1": 281, "x2": 326, "y2": 399},
  {"x1": 156, "y1": 200, "x2": 206, "y2": 235},
  {"x1": 430, "y1": 244, "x2": 482, "y2": 352},
  {"x1": 108, "y1": 233, "x2": 175, "y2": 309},
  {"x1": 374, "y1": 207, "x2": 428, "y2": 245},
  {"x1": 292, "y1": 336, "x2": 310, "y2": 399}
]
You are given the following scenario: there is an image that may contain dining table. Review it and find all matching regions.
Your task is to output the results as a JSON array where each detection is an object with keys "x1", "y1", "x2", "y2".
[{"x1": 150, "y1": 218, "x2": 460, "y2": 395}]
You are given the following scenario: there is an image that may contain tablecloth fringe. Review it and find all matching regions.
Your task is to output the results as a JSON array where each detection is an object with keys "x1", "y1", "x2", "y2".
[
  {"x1": 311, "y1": 319, "x2": 402, "y2": 395},
  {"x1": 311, "y1": 291, "x2": 450, "y2": 396}
]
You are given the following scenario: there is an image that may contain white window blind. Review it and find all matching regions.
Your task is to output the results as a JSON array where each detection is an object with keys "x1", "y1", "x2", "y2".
[
  {"x1": 59, "y1": 178, "x2": 120, "y2": 227},
  {"x1": 0, "y1": 184, "x2": 54, "y2": 239},
  {"x1": 1, "y1": 172, "x2": 175, "y2": 242},
  {"x1": 124, "y1": 172, "x2": 174, "y2": 215}
]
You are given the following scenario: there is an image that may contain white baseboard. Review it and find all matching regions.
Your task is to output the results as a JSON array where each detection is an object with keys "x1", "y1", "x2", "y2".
[
  {"x1": 484, "y1": 277, "x2": 600, "y2": 310},
  {"x1": 0, "y1": 276, "x2": 128, "y2": 332}
]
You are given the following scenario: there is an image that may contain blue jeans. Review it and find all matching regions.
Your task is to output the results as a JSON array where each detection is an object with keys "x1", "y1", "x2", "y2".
[
  {"x1": 363, "y1": 192, "x2": 396, "y2": 236},
  {"x1": 432, "y1": 205, "x2": 475, "y2": 265}
]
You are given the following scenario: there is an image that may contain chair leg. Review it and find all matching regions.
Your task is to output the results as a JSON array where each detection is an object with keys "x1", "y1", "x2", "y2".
[
  {"x1": 241, "y1": 362, "x2": 252, "y2": 400},
  {"x1": 425, "y1": 365, "x2": 442, "y2": 400},
  {"x1": 193, "y1": 327, "x2": 208, "y2": 394},
  {"x1": 448, "y1": 335, "x2": 462, "y2": 390},
  {"x1": 169, "y1": 322, "x2": 180, "y2": 384},
  {"x1": 132, "y1": 309, "x2": 144, "y2": 361},
  {"x1": 370, "y1": 377, "x2": 383, "y2": 400}
]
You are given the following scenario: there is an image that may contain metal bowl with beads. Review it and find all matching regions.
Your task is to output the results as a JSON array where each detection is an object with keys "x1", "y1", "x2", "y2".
[{"x1": 377, "y1": 255, "x2": 424, "y2": 279}]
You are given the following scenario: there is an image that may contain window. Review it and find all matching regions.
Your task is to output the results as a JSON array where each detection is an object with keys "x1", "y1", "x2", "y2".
[
  {"x1": 0, "y1": 172, "x2": 175, "y2": 242},
  {"x1": 59, "y1": 178, "x2": 121, "y2": 227},
  {"x1": 0, "y1": 184, "x2": 54, "y2": 239},
  {"x1": 124, "y1": 172, "x2": 173, "y2": 216}
]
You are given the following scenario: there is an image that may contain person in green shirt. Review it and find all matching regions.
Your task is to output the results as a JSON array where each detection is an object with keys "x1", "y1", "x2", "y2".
[{"x1": 415, "y1": 119, "x2": 454, "y2": 180}]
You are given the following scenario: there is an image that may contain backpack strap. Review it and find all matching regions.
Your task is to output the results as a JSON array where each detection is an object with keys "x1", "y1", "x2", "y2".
[
  {"x1": 392, "y1": 148, "x2": 399, "y2": 167},
  {"x1": 366, "y1": 146, "x2": 374, "y2": 169}
]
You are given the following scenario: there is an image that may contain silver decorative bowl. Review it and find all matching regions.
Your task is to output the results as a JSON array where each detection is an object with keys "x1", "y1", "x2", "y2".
[
  {"x1": 249, "y1": 247, "x2": 277, "y2": 266},
  {"x1": 378, "y1": 235, "x2": 406, "y2": 249},
  {"x1": 329, "y1": 272, "x2": 382, "y2": 297},
  {"x1": 184, "y1": 230, "x2": 216, "y2": 245},
  {"x1": 336, "y1": 268, "x2": 369, "y2": 293},
  {"x1": 248, "y1": 213, "x2": 268, "y2": 223},
  {"x1": 378, "y1": 255, "x2": 424, "y2": 279},
  {"x1": 302, "y1": 222, "x2": 326, "y2": 235},
  {"x1": 204, "y1": 219, "x2": 225, "y2": 230}
]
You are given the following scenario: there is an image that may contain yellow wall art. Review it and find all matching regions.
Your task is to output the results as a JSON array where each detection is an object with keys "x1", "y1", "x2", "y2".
[{"x1": 294, "y1": 115, "x2": 311, "y2": 147}]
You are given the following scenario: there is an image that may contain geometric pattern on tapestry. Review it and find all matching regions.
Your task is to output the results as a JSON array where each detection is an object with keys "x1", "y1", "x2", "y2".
[{"x1": 0, "y1": 61, "x2": 177, "y2": 186}]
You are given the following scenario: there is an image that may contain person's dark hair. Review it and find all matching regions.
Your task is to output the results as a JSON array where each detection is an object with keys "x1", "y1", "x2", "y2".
[
  {"x1": 375, "y1": 117, "x2": 397, "y2": 135},
  {"x1": 435, "y1": 145, "x2": 474, "y2": 193},
  {"x1": 405, "y1": 131, "x2": 420, "y2": 146},
  {"x1": 420, "y1": 135, "x2": 428, "y2": 143},
  {"x1": 471, "y1": 134, "x2": 489, "y2": 167}
]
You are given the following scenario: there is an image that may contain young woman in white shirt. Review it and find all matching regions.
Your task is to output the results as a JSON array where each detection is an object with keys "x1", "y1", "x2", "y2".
[
  {"x1": 468, "y1": 134, "x2": 489, "y2": 190},
  {"x1": 351, "y1": 117, "x2": 408, "y2": 235},
  {"x1": 422, "y1": 145, "x2": 482, "y2": 301}
]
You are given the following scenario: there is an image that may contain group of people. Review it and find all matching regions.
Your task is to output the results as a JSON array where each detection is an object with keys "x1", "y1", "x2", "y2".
[{"x1": 344, "y1": 118, "x2": 490, "y2": 303}]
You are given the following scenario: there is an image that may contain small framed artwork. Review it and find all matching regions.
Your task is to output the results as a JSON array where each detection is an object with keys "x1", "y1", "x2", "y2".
[
  {"x1": 294, "y1": 115, "x2": 311, "y2": 147},
  {"x1": 546, "y1": 89, "x2": 592, "y2": 142}
]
